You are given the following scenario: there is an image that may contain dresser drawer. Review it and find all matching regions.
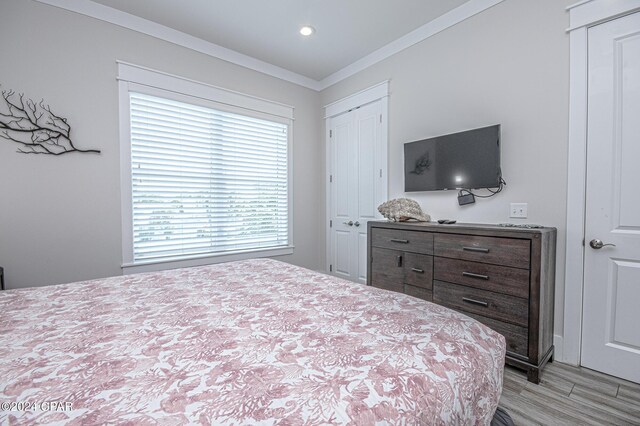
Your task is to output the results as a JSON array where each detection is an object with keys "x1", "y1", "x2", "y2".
[
  {"x1": 464, "y1": 311, "x2": 528, "y2": 357},
  {"x1": 433, "y1": 281, "x2": 529, "y2": 327},
  {"x1": 434, "y1": 234, "x2": 530, "y2": 269},
  {"x1": 404, "y1": 284, "x2": 433, "y2": 302},
  {"x1": 372, "y1": 228, "x2": 433, "y2": 255},
  {"x1": 404, "y1": 253, "x2": 433, "y2": 290},
  {"x1": 434, "y1": 257, "x2": 529, "y2": 298},
  {"x1": 370, "y1": 247, "x2": 403, "y2": 293}
]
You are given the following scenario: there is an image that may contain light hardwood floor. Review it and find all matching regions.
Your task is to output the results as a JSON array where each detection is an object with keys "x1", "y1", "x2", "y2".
[{"x1": 499, "y1": 362, "x2": 640, "y2": 425}]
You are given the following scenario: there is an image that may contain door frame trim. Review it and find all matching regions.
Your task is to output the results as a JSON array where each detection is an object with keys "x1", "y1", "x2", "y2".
[
  {"x1": 564, "y1": 1, "x2": 640, "y2": 366},
  {"x1": 324, "y1": 81, "x2": 390, "y2": 275}
]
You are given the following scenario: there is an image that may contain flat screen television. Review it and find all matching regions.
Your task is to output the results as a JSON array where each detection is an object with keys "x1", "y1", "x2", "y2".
[{"x1": 404, "y1": 124, "x2": 501, "y2": 192}]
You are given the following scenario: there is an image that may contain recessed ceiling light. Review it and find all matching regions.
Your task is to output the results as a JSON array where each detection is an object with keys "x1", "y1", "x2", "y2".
[{"x1": 300, "y1": 26, "x2": 315, "y2": 36}]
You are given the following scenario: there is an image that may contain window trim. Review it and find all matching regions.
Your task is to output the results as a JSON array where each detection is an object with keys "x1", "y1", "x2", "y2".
[{"x1": 118, "y1": 62, "x2": 294, "y2": 274}]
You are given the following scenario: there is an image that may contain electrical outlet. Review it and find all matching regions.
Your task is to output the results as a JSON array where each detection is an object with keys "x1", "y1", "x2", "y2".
[{"x1": 510, "y1": 203, "x2": 528, "y2": 218}]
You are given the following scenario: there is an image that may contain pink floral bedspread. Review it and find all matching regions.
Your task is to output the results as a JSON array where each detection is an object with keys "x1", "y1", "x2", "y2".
[{"x1": 0, "y1": 259, "x2": 505, "y2": 425}]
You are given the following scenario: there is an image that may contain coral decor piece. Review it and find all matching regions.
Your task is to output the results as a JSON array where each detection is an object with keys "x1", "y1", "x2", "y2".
[
  {"x1": 377, "y1": 198, "x2": 431, "y2": 222},
  {"x1": 0, "y1": 86, "x2": 100, "y2": 155}
]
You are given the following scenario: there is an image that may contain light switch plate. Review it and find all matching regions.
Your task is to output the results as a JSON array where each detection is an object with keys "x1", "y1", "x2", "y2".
[{"x1": 510, "y1": 203, "x2": 528, "y2": 218}]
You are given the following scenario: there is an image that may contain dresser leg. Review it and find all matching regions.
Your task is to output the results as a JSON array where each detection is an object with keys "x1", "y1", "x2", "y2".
[{"x1": 527, "y1": 367, "x2": 541, "y2": 384}]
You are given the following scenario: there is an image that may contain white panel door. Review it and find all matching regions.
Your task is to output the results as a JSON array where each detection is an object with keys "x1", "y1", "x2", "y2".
[
  {"x1": 329, "y1": 100, "x2": 383, "y2": 283},
  {"x1": 581, "y1": 12, "x2": 640, "y2": 384},
  {"x1": 354, "y1": 102, "x2": 382, "y2": 282},
  {"x1": 330, "y1": 110, "x2": 355, "y2": 280}
]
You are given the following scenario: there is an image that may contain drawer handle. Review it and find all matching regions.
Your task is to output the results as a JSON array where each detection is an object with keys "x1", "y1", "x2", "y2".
[
  {"x1": 462, "y1": 246, "x2": 490, "y2": 253},
  {"x1": 411, "y1": 268, "x2": 424, "y2": 274},
  {"x1": 462, "y1": 297, "x2": 489, "y2": 307},
  {"x1": 390, "y1": 239, "x2": 409, "y2": 244},
  {"x1": 462, "y1": 272, "x2": 489, "y2": 280},
  {"x1": 396, "y1": 255, "x2": 403, "y2": 267}
]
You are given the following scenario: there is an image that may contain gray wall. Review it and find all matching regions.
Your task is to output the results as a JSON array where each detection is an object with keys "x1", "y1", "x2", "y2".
[
  {"x1": 0, "y1": 0, "x2": 322, "y2": 288},
  {"x1": 320, "y1": 0, "x2": 571, "y2": 338}
]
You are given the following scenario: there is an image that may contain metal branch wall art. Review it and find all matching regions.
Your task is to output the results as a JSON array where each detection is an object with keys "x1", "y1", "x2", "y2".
[{"x1": 0, "y1": 86, "x2": 100, "y2": 155}]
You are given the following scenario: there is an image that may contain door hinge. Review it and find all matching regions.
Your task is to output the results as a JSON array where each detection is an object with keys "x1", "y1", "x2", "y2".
[
  {"x1": 329, "y1": 264, "x2": 333, "y2": 272},
  {"x1": 582, "y1": 239, "x2": 585, "y2": 246},
  {"x1": 330, "y1": 220, "x2": 332, "y2": 228},
  {"x1": 329, "y1": 174, "x2": 333, "y2": 183},
  {"x1": 329, "y1": 129, "x2": 332, "y2": 138},
  {"x1": 380, "y1": 114, "x2": 382, "y2": 123},
  {"x1": 379, "y1": 169, "x2": 382, "y2": 178}
]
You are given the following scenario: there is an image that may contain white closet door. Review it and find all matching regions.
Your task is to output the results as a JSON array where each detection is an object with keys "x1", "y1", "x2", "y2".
[
  {"x1": 354, "y1": 101, "x2": 382, "y2": 283},
  {"x1": 330, "y1": 110, "x2": 356, "y2": 281},
  {"x1": 329, "y1": 100, "x2": 383, "y2": 283},
  {"x1": 581, "y1": 11, "x2": 640, "y2": 384}
]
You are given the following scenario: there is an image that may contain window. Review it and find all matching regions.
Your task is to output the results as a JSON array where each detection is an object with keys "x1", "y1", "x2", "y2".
[{"x1": 119, "y1": 63, "x2": 293, "y2": 271}]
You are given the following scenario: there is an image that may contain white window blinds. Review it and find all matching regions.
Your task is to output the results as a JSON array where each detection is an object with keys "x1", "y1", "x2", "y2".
[{"x1": 129, "y1": 92, "x2": 289, "y2": 263}]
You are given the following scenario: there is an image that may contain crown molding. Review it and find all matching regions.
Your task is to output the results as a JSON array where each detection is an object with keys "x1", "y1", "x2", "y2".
[
  {"x1": 318, "y1": 0, "x2": 505, "y2": 90},
  {"x1": 34, "y1": 0, "x2": 504, "y2": 92}
]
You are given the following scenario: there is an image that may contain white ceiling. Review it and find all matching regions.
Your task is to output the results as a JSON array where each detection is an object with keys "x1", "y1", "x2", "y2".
[{"x1": 90, "y1": 0, "x2": 469, "y2": 81}]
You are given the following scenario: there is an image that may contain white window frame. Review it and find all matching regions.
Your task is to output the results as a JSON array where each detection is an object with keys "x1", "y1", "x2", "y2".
[{"x1": 117, "y1": 62, "x2": 294, "y2": 274}]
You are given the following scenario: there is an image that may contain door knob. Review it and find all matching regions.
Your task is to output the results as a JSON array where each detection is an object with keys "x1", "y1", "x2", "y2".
[
  {"x1": 589, "y1": 239, "x2": 616, "y2": 249},
  {"x1": 354, "y1": 221, "x2": 360, "y2": 227},
  {"x1": 343, "y1": 221, "x2": 354, "y2": 226}
]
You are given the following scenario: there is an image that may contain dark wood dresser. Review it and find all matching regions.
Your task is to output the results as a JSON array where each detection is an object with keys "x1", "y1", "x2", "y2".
[{"x1": 367, "y1": 221, "x2": 556, "y2": 383}]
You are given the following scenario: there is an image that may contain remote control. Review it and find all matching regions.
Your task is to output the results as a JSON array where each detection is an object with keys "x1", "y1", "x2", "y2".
[{"x1": 438, "y1": 219, "x2": 457, "y2": 224}]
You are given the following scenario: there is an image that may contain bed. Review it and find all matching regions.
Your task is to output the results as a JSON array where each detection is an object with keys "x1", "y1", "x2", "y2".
[{"x1": 0, "y1": 258, "x2": 505, "y2": 425}]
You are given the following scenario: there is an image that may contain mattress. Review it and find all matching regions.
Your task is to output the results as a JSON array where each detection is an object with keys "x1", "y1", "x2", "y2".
[{"x1": 0, "y1": 258, "x2": 505, "y2": 425}]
